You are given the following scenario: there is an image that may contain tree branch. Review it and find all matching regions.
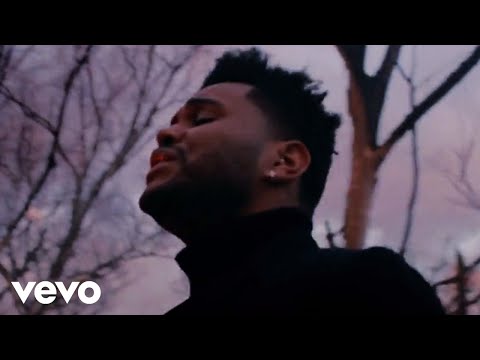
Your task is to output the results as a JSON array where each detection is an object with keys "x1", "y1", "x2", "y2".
[
  {"x1": 452, "y1": 141, "x2": 480, "y2": 210},
  {"x1": 0, "y1": 46, "x2": 93, "y2": 253},
  {"x1": 398, "y1": 47, "x2": 419, "y2": 257},
  {"x1": 433, "y1": 251, "x2": 480, "y2": 288},
  {"x1": 400, "y1": 126, "x2": 419, "y2": 257},
  {"x1": 375, "y1": 45, "x2": 403, "y2": 84},
  {"x1": 0, "y1": 45, "x2": 13, "y2": 85},
  {"x1": 325, "y1": 221, "x2": 343, "y2": 248},
  {"x1": 379, "y1": 45, "x2": 480, "y2": 158},
  {"x1": 369, "y1": 45, "x2": 403, "y2": 137},
  {"x1": 46, "y1": 46, "x2": 187, "y2": 281},
  {"x1": 454, "y1": 251, "x2": 468, "y2": 315},
  {"x1": 0, "y1": 84, "x2": 56, "y2": 134},
  {"x1": 0, "y1": 261, "x2": 26, "y2": 314},
  {"x1": 336, "y1": 45, "x2": 366, "y2": 79}
]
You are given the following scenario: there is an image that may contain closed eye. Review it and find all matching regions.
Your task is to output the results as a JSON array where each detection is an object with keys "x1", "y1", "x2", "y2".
[{"x1": 192, "y1": 117, "x2": 215, "y2": 126}]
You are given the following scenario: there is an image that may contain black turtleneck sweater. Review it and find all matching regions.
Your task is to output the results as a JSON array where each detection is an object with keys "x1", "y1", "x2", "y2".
[{"x1": 164, "y1": 207, "x2": 445, "y2": 315}]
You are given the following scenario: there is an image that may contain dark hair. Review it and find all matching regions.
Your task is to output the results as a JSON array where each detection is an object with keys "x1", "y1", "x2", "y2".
[{"x1": 201, "y1": 48, "x2": 341, "y2": 215}]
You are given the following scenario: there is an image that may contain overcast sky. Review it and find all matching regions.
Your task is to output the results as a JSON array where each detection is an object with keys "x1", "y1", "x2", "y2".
[{"x1": 103, "y1": 45, "x2": 480, "y2": 314}]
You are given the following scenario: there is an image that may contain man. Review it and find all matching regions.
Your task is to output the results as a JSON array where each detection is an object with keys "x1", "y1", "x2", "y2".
[{"x1": 139, "y1": 48, "x2": 445, "y2": 315}]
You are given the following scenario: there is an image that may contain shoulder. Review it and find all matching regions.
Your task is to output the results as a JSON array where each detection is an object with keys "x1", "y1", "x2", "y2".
[
  {"x1": 350, "y1": 246, "x2": 430, "y2": 288},
  {"x1": 306, "y1": 246, "x2": 408, "y2": 283},
  {"x1": 351, "y1": 246, "x2": 445, "y2": 314},
  {"x1": 310, "y1": 245, "x2": 417, "y2": 275},
  {"x1": 351, "y1": 246, "x2": 409, "y2": 274},
  {"x1": 307, "y1": 246, "x2": 445, "y2": 315}
]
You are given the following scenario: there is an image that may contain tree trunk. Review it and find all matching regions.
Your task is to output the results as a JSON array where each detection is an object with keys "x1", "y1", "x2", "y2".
[
  {"x1": 336, "y1": 45, "x2": 480, "y2": 250},
  {"x1": 344, "y1": 137, "x2": 379, "y2": 249},
  {"x1": 343, "y1": 74, "x2": 381, "y2": 249}
]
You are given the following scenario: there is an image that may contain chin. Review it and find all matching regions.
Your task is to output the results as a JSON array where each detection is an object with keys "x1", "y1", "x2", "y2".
[
  {"x1": 139, "y1": 179, "x2": 164, "y2": 211},
  {"x1": 138, "y1": 187, "x2": 155, "y2": 216},
  {"x1": 138, "y1": 177, "x2": 186, "y2": 218}
]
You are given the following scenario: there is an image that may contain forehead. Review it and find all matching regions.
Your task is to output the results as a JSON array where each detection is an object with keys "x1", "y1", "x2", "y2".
[
  {"x1": 192, "y1": 82, "x2": 256, "y2": 110},
  {"x1": 177, "y1": 82, "x2": 273, "y2": 135}
]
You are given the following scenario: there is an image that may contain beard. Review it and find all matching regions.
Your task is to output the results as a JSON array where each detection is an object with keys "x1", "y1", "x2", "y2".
[{"x1": 138, "y1": 146, "x2": 259, "y2": 240}]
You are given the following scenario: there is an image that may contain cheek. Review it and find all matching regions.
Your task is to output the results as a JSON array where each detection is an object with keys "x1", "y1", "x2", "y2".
[
  {"x1": 187, "y1": 128, "x2": 263, "y2": 178},
  {"x1": 218, "y1": 138, "x2": 264, "y2": 181}
]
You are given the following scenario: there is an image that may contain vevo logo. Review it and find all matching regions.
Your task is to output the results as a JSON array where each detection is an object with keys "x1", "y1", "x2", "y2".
[{"x1": 11, "y1": 281, "x2": 101, "y2": 305}]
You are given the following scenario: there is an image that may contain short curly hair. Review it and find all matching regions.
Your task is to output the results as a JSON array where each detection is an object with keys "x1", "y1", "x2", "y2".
[{"x1": 201, "y1": 47, "x2": 341, "y2": 215}]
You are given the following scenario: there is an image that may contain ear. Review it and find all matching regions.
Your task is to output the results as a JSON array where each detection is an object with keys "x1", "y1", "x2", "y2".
[{"x1": 262, "y1": 140, "x2": 311, "y2": 184}]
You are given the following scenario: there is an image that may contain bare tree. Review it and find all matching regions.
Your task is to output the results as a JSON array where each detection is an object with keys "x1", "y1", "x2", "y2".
[
  {"x1": 396, "y1": 46, "x2": 420, "y2": 257},
  {"x1": 0, "y1": 46, "x2": 12, "y2": 86},
  {"x1": 433, "y1": 250, "x2": 480, "y2": 315},
  {"x1": 432, "y1": 133, "x2": 480, "y2": 314},
  {"x1": 336, "y1": 45, "x2": 480, "y2": 249},
  {"x1": 324, "y1": 221, "x2": 343, "y2": 248},
  {"x1": 0, "y1": 45, "x2": 203, "y2": 314},
  {"x1": 443, "y1": 139, "x2": 480, "y2": 211}
]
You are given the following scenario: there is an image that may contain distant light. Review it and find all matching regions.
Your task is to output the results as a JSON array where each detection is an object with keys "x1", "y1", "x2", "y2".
[{"x1": 26, "y1": 207, "x2": 45, "y2": 221}]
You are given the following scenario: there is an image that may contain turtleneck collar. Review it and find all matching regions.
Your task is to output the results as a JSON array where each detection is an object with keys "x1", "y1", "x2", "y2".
[{"x1": 174, "y1": 206, "x2": 316, "y2": 292}]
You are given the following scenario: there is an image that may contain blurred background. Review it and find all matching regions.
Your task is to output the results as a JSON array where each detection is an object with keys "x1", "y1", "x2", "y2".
[{"x1": 0, "y1": 45, "x2": 478, "y2": 315}]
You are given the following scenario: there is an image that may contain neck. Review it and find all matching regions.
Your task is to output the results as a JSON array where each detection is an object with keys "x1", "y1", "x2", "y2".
[
  {"x1": 160, "y1": 207, "x2": 245, "y2": 246},
  {"x1": 174, "y1": 206, "x2": 316, "y2": 293},
  {"x1": 162, "y1": 197, "x2": 303, "y2": 246}
]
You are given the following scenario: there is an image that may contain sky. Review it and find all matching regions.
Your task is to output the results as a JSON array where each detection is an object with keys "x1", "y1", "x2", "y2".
[{"x1": 102, "y1": 45, "x2": 480, "y2": 314}]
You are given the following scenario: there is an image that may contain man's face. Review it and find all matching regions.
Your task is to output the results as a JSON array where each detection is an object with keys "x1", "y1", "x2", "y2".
[{"x1": 139, "y1": 82, "x2": 273, "y2": 228}]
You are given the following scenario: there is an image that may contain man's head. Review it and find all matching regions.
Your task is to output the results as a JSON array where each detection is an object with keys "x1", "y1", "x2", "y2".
[{"x1": 139, "y1": 48, "x2": 340, "y2": 240}]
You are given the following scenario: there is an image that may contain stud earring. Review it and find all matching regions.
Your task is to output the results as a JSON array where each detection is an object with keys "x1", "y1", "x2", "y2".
[{"x1": 268, "y1": 170, "x2": 276, "y2": 179}]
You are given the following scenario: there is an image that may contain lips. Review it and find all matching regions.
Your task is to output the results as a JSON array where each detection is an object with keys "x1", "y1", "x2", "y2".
[
  {"x1": 149, "y1": 148, "x2": 178, "y2": 168},
  {"x1": 146, "y1": 148, "x2": 181, "y2": 184}
]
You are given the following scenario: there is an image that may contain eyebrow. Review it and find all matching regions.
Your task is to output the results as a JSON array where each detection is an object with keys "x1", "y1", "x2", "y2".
[
  {"x1": 185, "y1": 97, "x2": 226, "y2": 109},
  {"x1": 171, "y1": 97, "x2": 226, "y2": 125}
]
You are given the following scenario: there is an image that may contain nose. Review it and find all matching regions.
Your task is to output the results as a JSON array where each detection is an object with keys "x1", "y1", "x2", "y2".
[{"x1": 156, "y1": 124, "x2": 186, "y2": 147}]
